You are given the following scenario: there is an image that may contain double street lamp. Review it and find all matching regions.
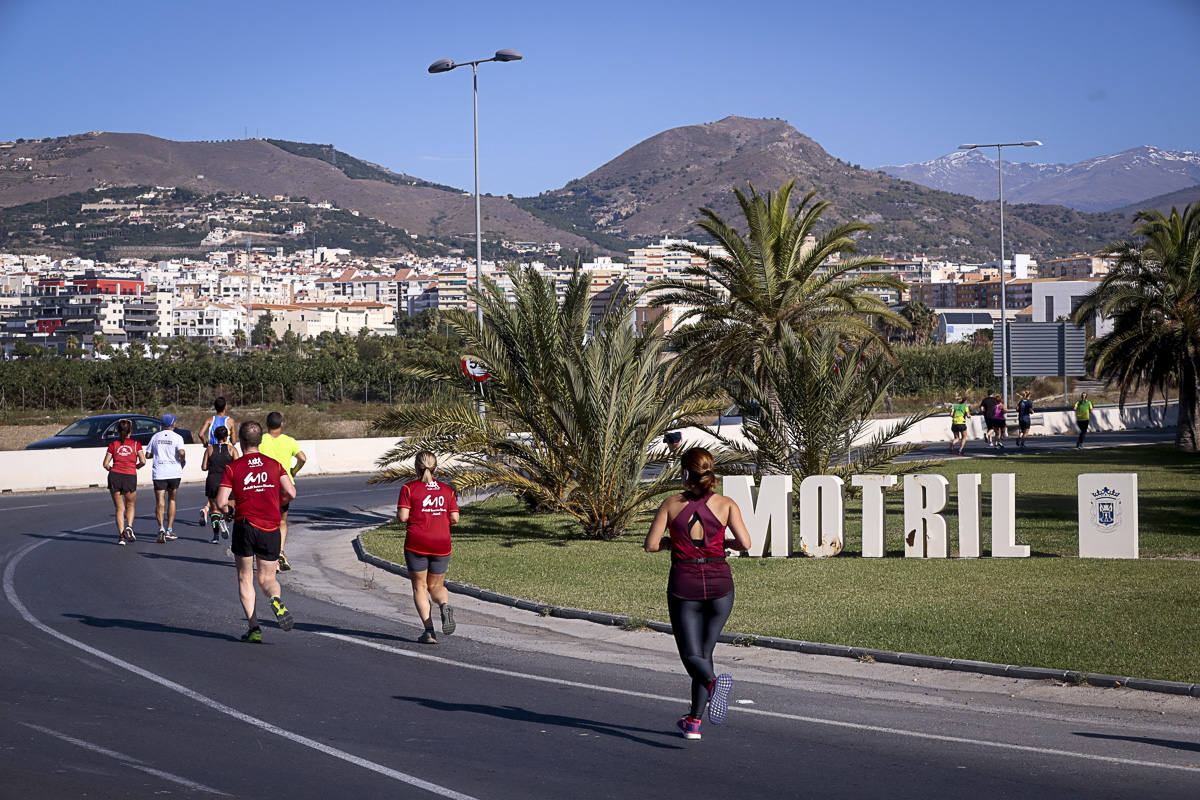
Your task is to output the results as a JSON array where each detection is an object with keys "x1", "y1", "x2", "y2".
[
  {"x1": 957, "y1": 140, "x2": 1042, "y2": 408},
  {"x1": 428, "y1": 49, "x2": 522, "y2": 331}
]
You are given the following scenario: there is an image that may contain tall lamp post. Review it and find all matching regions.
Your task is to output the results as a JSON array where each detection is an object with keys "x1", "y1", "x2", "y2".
[
  {"x1": 428, "y1": 49, "x2": 522, "y2": 333},
  {"x1": 957, "y1": 140, "x2": 1041, "y2": 408}
]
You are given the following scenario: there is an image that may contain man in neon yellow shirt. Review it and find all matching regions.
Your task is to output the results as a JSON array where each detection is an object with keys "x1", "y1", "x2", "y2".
[
  {"x1": 948, "y1": 395, "x2": 971, "y2": 455},
  {"x1": 258, "y1": 411, "x2": 307, "y2": 571},
  {"x1": 1073, "y1": 392, "x2": 1094, "y2": 449}
]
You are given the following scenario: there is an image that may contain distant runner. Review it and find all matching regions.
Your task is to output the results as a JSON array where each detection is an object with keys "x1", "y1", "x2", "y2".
[
  {"x1": 258, "y1": 411, "x2": 306, "y2": 571},
  {"x1": 948, "y1": 395, "x2": 970, "y2": 456},
  {"x1": 1016, "y1": 391, "x2": 1034, "y2": 449},
  {"x1": 990, "y1": 394, "x2": 1008, "y2": 450},
  {"x1": 201, "y1": 425, "x2": 239, "y2": 543},
  {"x1": 1074, "y1": 392, "x2": 1094, "y2": 449},
  {"x1": 396, "y1": 452, "x2": 459, "y2": 644},
  {"x1": 979, "y1": 391, "x2": 1000, "y2": 448},
  {"x1": 217, "y1": 420, "x2": 297, "y2": 643},
  {"x1": 644, "y1": 447, "x2": 752, "y2": 741},
  {"x1": 147, "y1": 414, "x2": 186, "y2": 543},
  {"x1": 102, "y1": 418, "x2": 146, "y2": 545},
  {"x1": 198, "y1": 397, "x2": 235, "y2": 526}
]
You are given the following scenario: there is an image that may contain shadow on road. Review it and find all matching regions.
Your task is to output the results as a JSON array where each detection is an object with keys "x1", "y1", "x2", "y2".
[
  {"x1": 62, "y1": 613, "x2": 237, "y2": 641},
  {"x1": 290, "y1": 505, "x2": 392, "y2": 532},
  {"x1": 1073, "y1": 732, "x2": 1200, "y2": 753},
  {"x1": 138, "y1": 552, "x2": 233, "y2": 567},
  {"x1": 293, "y1": 621, "x2": 417, "y2": 644},
  {"x1": 392, "y1": 695, "x2": 683, "y2": 749}
]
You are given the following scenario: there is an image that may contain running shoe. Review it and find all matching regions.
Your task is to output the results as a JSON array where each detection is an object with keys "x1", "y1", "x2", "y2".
[
  {"x1": 165, "y1": 528, "x2": 178, "y2": 540},
  {"x1": 157, "y1": 529, "x2": 166, "y2": 544},
  {"x1": 417, "y1": 629, "x2": 437, "y2": 644},
  {"x1": 708, "y1": 673, "x2": 733, "y2": 725},
  {"x1": 277, "y1": 552, "x2": 291, "y2": 572},
  {"x1": 241, "y1": 627, "x2": 263, "y2": 644},
  {"x1": 200, "y1": 507, "x2": 208, "y2": 525},
  {"x1": 676, "y1": 715, "x2": 702, "y2": 740},
  {"x1": 440, "y1": 603, "x2": 456, "y2": 635},
  {"x1": 210, "y1": 533, "x2": 220, "y2": 544},
  {"x1": 124, "y1": 526, "x2": 136, "y2": 542},
  {"x1": 270, "y1": 596, "x2": 293, "y2": 631},
  {"x1": 117, "y1": 534, "x2": 126, "y2": 546},
  {"x1": 219, "y1": 519, "x2": 230, "y2": 539}
]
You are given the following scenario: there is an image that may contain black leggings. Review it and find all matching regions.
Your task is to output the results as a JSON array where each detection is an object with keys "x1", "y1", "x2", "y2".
[
  {"x1": 668, "y1": 591, "x2": 734, "y2": 718},
  {"x1": 1077, "y1": 419, "x2": 1089, "y2": 446}
]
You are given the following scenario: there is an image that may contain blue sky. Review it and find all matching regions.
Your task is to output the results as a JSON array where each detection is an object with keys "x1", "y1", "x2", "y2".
[{"x1": 2, "y1": 0, "x2": 1197, "y2": 197}]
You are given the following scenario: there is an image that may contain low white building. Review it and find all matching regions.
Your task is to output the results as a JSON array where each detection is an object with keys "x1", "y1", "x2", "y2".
[{"x1": 173, "y1": 301, "x2": 248, "y2": 343}]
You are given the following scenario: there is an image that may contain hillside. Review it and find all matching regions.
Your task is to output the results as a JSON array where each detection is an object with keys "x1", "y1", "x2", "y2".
[
  {"x1": 879, "y1": 145, "x2": 1200, "y2": 212},
  {"x1": 1111, "y1": 183, "x2": 1200, "y2": 219},
  {"x1": 0, "y1": 132, "x2": 598, "y2": 251},
  {"x1": 518, "y1": 116, "x2": 1129, "y2": 261}
]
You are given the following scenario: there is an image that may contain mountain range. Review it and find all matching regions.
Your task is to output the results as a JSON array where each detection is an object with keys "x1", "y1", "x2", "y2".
[
  {"x1": 878, "y1": 146, "x2": 1200, "y2": 212},
  {"x1": 2, "y1": 118, "x2": 1192, "y2": 262}
]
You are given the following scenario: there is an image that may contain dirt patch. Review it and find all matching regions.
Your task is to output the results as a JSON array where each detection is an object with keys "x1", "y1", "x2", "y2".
[{"x1": 0, "y1": 424, "x2": 63, "y2": 451}]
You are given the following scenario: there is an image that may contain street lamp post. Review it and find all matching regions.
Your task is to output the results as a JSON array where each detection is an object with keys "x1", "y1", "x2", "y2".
[
  {"x1": 428, "y1": 49, "x2": 522, "y2": 334},
  {"x1": 957, "y1": 140, "x2": 1042, "y2": 409}
]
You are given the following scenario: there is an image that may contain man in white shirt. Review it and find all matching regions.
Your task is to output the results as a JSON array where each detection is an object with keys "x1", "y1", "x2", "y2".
[{"x1": 148, "y1": 414, "x2": 187, "y2": 543}]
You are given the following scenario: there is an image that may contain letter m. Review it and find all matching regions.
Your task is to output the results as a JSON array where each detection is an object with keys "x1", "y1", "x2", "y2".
[{"x1": 722, "y1": 475, "x2": 792, "y2": 558}]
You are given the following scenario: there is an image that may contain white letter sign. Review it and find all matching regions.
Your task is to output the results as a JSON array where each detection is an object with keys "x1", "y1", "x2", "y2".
[
  {"x1": 798, "y1": 475, "x2": 845, "y2": 557},
  {"x1": 723, "y1": 475, "x2": 792, "y2": 558},
  {"x1": 903, "y1": 475, "x2": 949, "y2": 558},
  {"x1": 990, "y1": 473, "x2": 1028, "y2": 557},
  {"x1": 851, "y1": 474, "x2": 897, "y2": 558}
]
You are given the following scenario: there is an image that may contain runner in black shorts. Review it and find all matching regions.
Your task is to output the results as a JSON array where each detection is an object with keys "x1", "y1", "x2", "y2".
[
  {"x1": 217, "y1": 421, "x2": 297, "y2": 643},
  {"x1": 201, "y1": 425, "x2": 239, "y2": 543},
  {"x1": 102, "y1": 419, "x2": 146, "y2": 545}
]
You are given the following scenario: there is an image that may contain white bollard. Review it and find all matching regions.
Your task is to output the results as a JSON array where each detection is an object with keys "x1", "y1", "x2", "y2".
[{"x1": 1078, "y1": 473, "x2": 1139, "y2": 558}]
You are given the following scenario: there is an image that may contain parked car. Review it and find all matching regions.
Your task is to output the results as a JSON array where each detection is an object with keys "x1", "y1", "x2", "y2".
[{"x1": 25, "y1": 414, "x2": 194, "y2": 450}]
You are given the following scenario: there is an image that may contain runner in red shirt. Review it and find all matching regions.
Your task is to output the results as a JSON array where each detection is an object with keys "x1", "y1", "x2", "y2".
[
  {"x1": 102, "y1": 418, "x2": 146, "y2": 546},
  {"x1": 397, "y1": 451, "x2": 459, "y2": 643},
  {"x1": 217, "y1": 420, "x2": 297, "y2": 643}
]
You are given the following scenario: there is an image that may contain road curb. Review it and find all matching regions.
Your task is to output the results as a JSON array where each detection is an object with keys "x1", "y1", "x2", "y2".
[{"x1": 353, "y1": 535, "x2": 1199, "y2": 698}]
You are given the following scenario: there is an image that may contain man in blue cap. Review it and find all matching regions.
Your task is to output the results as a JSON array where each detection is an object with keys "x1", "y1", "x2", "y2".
[{"x1": 148, "y1": 414, "x2": 187, "y2": 542}]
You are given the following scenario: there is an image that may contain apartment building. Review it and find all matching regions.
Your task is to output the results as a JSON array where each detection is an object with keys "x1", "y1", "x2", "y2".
[{"x1": 1040, "y1": 253, "x2": 1114, "y2": 280}]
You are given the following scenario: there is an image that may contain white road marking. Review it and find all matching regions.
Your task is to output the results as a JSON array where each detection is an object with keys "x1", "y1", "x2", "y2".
[
  {"x1": 2, "y1": 534, "x2": 481, "y2": 800},
  {"x1": 2, "y1": 503, "x2": 50, "y2": 510},
  {"x1": 316, "y1": 632, "x2": 1200, "y2": 776},
  {"x1": 21, "y1": 723, "x2": 230, "y2": 796}
]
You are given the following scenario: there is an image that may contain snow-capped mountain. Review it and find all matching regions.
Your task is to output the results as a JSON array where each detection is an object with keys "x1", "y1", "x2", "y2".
[{"x1": 877, "y1": 146, "x2": 1200, "y2": 212}]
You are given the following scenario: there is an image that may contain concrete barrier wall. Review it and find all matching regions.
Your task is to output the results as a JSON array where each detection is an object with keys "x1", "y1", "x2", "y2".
[
  {"x1": 0, "y1": 437, "x2": 401, "y2": 494},
  {"x1": 0, "y1": 400, "x2": 1178, "y2": 494}
]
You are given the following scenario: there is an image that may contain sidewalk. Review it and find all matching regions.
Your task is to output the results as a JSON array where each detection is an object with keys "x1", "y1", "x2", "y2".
[{"x1": 283, "y1": 507, "x2": 1199, "y2": 719}]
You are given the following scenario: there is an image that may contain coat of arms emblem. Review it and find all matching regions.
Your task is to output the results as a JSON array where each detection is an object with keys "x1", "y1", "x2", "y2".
[{"x1": 1091, "y1": 487, "x2": 1120, "y2": 530}]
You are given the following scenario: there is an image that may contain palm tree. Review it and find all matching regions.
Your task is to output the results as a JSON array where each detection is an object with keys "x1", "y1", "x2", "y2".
[
  {"x1": 1073, "y1": 203, "x2": 1200, "y2": 451},
  {"x1": 650, "y1": 181, "x2": 907, "y2": 408},
  {"x1": 232, "y1": 328, "x2": 247, "y2": 354},
  {"x1": 372, "y1": 266, "x2": 724, "y2": 539},
  {"x1": 726, "y1": 329, "x2": 938, "y2": 484},
  {"x1": 901, "y1": 301, "x2": 938, "y2": 344}
]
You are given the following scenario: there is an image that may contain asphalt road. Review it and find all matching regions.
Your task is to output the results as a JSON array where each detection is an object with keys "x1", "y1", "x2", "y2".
[{"x1": 2, "y1": 468, "x2": 1198, "y2": 798}]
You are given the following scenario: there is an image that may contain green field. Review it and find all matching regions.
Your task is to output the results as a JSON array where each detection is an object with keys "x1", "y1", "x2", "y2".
[{"x1": 362, "y1": 445, "x2": 1200, "y2": 683}]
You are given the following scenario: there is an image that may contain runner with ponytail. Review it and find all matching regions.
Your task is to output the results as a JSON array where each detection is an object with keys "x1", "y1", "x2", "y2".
[{"x1": 644, "y1": 446, "x2": 752, "y2": 740}]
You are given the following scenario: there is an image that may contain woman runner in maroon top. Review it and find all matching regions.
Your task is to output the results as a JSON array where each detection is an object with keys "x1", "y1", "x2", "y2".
[{"x1": 644, "y1": 447, "x2": 752, "y2": 740}]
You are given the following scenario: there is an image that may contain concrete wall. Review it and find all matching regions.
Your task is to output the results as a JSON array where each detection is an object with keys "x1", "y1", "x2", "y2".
[
  {"x1": 0, "y1": 437, "x2": 400, "y2": 494},
  {"x1": 0, "y1": 400, "x2": 1178, "y2": 494}
]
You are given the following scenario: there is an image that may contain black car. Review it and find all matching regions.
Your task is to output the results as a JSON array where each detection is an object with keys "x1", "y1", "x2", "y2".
[{"x1": 25, "y1": 414, "x2": 194, "y2": 450}]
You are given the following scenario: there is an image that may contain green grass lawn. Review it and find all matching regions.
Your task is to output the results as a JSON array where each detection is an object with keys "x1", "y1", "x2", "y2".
[{"x1": 362, "y1": 445, "x2": 1200, "y2": 683}]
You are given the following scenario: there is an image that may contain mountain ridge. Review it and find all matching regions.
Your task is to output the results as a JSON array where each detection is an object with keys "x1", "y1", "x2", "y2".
[{"x1": 879, "y1": 145, "x2": 1200, "y2": 212}]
